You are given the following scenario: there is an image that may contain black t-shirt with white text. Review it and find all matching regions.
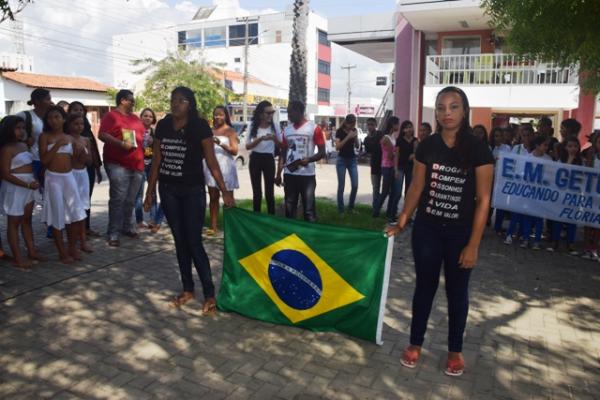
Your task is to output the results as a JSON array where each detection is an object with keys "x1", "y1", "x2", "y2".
[
  {"x1": 415, "y1": 133, "x2": 494, "y2": 227},
  {"x1": 155, "y1": 115, "x2": 213, "y2": 186}
]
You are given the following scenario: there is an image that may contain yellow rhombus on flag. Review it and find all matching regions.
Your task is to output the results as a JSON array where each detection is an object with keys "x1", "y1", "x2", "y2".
[{"x1": 238, "y1": 234, "x2": 365, "y2": 323}]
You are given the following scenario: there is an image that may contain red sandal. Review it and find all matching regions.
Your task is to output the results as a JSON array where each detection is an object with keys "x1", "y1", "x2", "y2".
[
  {"x1": 444, "y1": 353, "x2": 465, "y2": 376},
  {"x1": 400, "y1": 346, "x2": 421, "y2": 369}
]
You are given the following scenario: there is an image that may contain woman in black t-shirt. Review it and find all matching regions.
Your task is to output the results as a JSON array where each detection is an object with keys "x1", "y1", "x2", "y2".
[
  {"x1": 334, "y1": 114, "x2": 360, "y2": 213},
  {"x1": 387, "y1": 86, "x2": 494, "y2": 377},
  {"x1": 144, "y1": 87, "x2": 234, "y2": 315}
]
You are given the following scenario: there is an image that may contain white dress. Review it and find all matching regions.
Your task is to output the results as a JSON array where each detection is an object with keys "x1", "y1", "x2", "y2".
[{"x1": 204, "y1": 136, "x2": 239, "y2": 191}]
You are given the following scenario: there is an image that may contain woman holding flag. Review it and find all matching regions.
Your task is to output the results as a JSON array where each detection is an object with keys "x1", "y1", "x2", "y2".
[{"x1": 386, "y1": 86, "x2": 494, "y2": 376}]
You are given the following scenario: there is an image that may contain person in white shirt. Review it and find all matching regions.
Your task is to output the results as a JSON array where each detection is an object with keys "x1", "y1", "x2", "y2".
[
  {"x1": 275, "y1": 101, "x2": 325, "y2": 222},
  {"x1": 16, "y1": 88, "x2": 53, "y2": 182},
  {"x1": 245, "y1": 101, "x2": 281, "y2": 215}
]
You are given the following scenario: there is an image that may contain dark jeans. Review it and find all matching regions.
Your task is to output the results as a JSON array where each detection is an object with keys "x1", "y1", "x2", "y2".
[
  {"x1": 370, "y1": 173, "x2": 382, "y2": 214},
  {"x1": 389, "y1": 170, "x2": 406, "y2": 221},
  {"x1": 335, "y1": 156, "x2": 358, "y2": 212},
  {"x1": 551, "y1": 221, "x2": 576, "y2": 243},
  {"x1": 249, "y1": 152, "x2": 275, "y2": 214},
  {"x1": 410, "y1": 219, "x2": 472, "y2": 352},
  {"x1": 284, "y1": 174, "x2": 316, "y2": 222},
  {"x1": 494, "y1": 209, "x2": 506, "y2": 233},
  {"x1": 376, "y1": 167, "x2": 399, "y2": 221},
  {"x1": 523, "y1": 215, "x2": 543, "y2": 243},
  {"x1": 135, "y1": 164, "x2": 164, "y2": 224},
  {"x1": 159, "y1": 182, "x2": 214, "y2": 298}
]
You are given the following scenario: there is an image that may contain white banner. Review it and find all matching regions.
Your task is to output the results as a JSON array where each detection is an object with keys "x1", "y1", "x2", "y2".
[{"x1": 492, "y1": 153, "x2": 600, "y2": 228}]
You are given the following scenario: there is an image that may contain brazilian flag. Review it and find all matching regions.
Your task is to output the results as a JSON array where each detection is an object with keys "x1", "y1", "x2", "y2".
[{"x1": 217, "y1": 208, "x2": 394, "y2": 344}]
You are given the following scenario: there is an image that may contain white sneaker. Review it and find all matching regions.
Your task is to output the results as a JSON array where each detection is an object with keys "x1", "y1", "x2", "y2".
[
  {"x1": 581, "y1": 251, "x2": 595, "y2": 260},
  {"x1": 504, "y1": 236, "x2": 513, "y2": 245},
  {"x1": 531, "y1": 243, "x2": 541, "y2": 250},
  {"x1": 520, "y1": 240, "x2": 528, "y2": 249}
]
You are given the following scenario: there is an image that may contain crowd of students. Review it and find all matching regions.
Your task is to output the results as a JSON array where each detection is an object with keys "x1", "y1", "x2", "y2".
[{"x1": 4, "y1": 83, "x2": 598, "y2": 376}]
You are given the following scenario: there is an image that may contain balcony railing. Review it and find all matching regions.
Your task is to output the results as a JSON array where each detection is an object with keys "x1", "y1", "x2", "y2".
[{"x1": 425, "y1": 53, "x2": 578, "y2": 86}]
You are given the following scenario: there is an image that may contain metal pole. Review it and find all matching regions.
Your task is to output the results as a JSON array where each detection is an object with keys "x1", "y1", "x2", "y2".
[{"x1": 341, "y1": 64, "x2": 356, "y2": 114}]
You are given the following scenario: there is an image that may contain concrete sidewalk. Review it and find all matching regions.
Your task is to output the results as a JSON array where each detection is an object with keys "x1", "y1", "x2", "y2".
[{"x1": 0, "y1": 168, "x2": 599, "y2": 399}]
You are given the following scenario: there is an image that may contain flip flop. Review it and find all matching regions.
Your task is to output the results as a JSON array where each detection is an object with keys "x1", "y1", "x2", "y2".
[
  {"x1": 400, "y1": 346, "x2": 421, "y2": 369},
  {"x1": 170, "y1": 292, "x2": 194, "y2": 309},
  {"x1": 444, "y1": 354, "x2": 465, "y2": 377}
]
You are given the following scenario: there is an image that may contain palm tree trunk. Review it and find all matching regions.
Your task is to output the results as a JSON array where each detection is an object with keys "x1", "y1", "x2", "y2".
[{"x1": 288, "y1": 0, "x2": 309, "y2": 105}]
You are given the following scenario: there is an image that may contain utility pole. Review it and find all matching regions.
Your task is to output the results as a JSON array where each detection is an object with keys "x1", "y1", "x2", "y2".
[
  {"x1": 237, "y1": 16, "x2": 259, "y2": 122},
  {"x1": 341, "y1": 64, "x2": 357, "y2": 114}
]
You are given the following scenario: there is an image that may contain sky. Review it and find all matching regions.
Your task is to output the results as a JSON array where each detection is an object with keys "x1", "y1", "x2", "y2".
[{"x1": 0, "y1": 0, "x2": 395, "y2": 104}]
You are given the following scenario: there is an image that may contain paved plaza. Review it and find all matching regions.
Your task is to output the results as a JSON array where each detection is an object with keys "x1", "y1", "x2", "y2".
[{"x1": 0, "y1": 164, "x2": 599, "y2": 399}]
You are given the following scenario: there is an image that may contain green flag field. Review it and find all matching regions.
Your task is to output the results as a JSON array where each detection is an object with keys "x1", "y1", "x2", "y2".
[{"x1": 217, "y1": 207, "x2": 394, "y2": 344}]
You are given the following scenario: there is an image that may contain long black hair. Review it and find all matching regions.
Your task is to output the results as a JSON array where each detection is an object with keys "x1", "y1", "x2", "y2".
[
  {"x1": 383, "y1": 116, "x2": 399, "y2": 136},
  {"x1": 213, "y1": 105, "x2": 233, "y2": 128},
  {"x1": 0, "y1": 115, "x2": 25, "y2": 147},
  {"x1": 399, "y1": 120, "x2": 413, "y2": 138},
  {"x1": 434, "y1": 86, "x2": 472, "y2": 169},
  {"x1": 250, "y1": 100, "x2": 276, "y2": 138},
  {"x1": 171, "y1": 86, "x2": 199, "y2": 121},
  {"x1": 67, "y1": 101, "x2": 93, "y2": 135},
  {"x1": 43, "y1": 105, "x2": 68, "y2": 133}
]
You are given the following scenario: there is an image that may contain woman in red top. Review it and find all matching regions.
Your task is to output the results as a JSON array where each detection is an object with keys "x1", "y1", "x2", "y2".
[{"x1": 98, "y1": 90, "x2": 145, "y2": 247}]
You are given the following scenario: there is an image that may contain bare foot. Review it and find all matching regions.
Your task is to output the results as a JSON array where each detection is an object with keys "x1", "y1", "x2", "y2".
[
  {"x1": 150, "y1": 224, "x2": 161, "y2": 234},
  {"x1": 12, "y1": 258, "x2": 33, "y2": 270},
  {"x1": 28, "y1": 252, "x2": 48, "y2": 262},
  {"x1": 68, "y1": 248, "x2": 82, "y2": 261},
  {"x1": 80, "y1": 243, "x2": 94, "y2": 253},
  {"x1": 59, "y1": 255, "x2": 75, "y2": 264}
]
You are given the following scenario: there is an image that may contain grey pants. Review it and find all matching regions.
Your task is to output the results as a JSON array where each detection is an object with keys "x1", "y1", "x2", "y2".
[{"x1": 104, "y1": 163, "x2": 143, "y2": 240}]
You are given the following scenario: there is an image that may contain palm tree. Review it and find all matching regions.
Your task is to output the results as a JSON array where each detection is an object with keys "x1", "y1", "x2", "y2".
[{"x1": 288, "y1": 0, "x2": 309, "y2": 105}]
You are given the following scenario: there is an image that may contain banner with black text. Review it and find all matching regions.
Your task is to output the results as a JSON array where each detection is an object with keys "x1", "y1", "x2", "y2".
[{"x1": 492, "y1": 153, "x2": 600, "y2": 228}]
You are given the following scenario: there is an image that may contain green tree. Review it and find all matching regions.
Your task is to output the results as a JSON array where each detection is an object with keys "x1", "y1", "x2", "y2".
[
  {"x1": 133, "y1": 54, "x2": 226, "y2": 118},
  {"x1": 482, "y1": 0, "x2": 600, "y2": 93},
  {"x1": 288, "y1": 0, "x2": 309, "y2": 104}
]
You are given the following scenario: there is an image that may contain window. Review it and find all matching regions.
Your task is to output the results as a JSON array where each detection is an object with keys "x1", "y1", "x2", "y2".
[
  {"x1": 318, "y1": 29, "x2": 330, "y2": 46},
  {"x1": 204, "y1": 26, "x2": 226, "y2": 47},
  {"x1": 318, "y1": 88, "x2": 330, "y2": 103},
  {"x1": 318, "y1": 60, "x2": 330, "y2": 75},
  {"x1": 229, "y1": 23, "x2": 258, "y2": 46},
  {"x1": 441, "y1": 36, "x2": 481, "y2": 55},
  {"x1": 178, "y1": 30, "x2": 202, "y2": 49}
]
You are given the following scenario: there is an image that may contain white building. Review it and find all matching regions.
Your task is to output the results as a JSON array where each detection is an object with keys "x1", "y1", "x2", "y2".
[
  {"x1": 112, "y1": 2, "x2": 332, "y2": 120},
  {"x1": 330, "y1": 0, "x2": 597, "y2": 139},
  {"x1": 0, "y1": 70, "x2": 112, "y2": 131}
]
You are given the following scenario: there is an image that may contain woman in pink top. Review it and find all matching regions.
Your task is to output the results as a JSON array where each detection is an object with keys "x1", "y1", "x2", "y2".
[{"x1": 373, "y1": 116, "x2": 399, "y2": 219}]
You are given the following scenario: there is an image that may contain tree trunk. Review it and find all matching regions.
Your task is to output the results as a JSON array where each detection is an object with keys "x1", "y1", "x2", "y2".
[{"x1": 288, "y1": 0, "x2": 309, "y2": 105}]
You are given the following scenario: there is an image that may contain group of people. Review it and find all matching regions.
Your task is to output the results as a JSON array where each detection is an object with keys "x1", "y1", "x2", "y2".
[
  {"x1": 478, "y1": 118, "x2": 600, "y2": 260},
  {"x1": 1, "y1": 82, "x2": 597, "y2": 377}
]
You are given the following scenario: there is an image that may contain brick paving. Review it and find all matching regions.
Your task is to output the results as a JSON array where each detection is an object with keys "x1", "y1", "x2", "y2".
[{"x1": 1, "y1": 166, "x2": 599, "y2": 399}]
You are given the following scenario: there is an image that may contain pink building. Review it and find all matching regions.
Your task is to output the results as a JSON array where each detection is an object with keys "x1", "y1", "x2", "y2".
[{"x1": 330, "y1": 1, "x2": 597, "y2": 142}]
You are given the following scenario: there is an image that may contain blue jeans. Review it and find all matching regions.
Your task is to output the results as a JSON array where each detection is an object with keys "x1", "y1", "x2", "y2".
[
  {"x1": 506, "y1": 213, "x2": 525, "y2": 238},
  {"x1": 159, "y1": 183, "x2": 214, "y2": 298},
  {"x1": 494, "y1": 209, "x2": 506, "y2": 233},
  {"x1": 336, "y1": 157, "x2": 358, "y2": 212},
  {"x1": 135, "y1": 164, "x2": 164, "y2": 225},
  {"x1": 389, "y1": 170, "x2": 406, "y2": 222},
  {"x1": 105, "y1": 163, "x2": 143, "y2": 240},
  {"x1": 411, "y1": 219, "x2": 472, "y2": 352},
  {"x1": 371, "y1": 173, "x2": 382, "y2": 214}
]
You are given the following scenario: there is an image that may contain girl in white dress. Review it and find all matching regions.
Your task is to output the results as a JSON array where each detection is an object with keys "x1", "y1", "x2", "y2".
[
  {"x1": 204, "y1": 106, "x2": 238, "y2": 236},
  {"x1": 39, "y1": 106, "x2": 86, "y2": 264},
  {"x1": 0, "y1": 115, "x2": 45, "y2": 268}
]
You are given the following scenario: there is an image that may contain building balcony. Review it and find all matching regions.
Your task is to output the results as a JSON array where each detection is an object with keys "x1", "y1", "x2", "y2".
[{"x1": 425, "y1": 53, "x2": 578, "y2": 86}]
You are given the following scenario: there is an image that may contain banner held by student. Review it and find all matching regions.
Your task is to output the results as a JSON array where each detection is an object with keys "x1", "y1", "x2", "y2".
[
  {"x1": 493, "y1": 153, "x2": 600, "y2": 228},
  {"x1": 217, "y1": 208, "x2": 394, "y2": 344}
]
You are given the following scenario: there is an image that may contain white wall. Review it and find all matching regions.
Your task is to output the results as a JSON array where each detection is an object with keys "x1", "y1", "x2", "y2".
[{"x1": 423, "y1": 85, "x2": 580, "y2": 110}]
